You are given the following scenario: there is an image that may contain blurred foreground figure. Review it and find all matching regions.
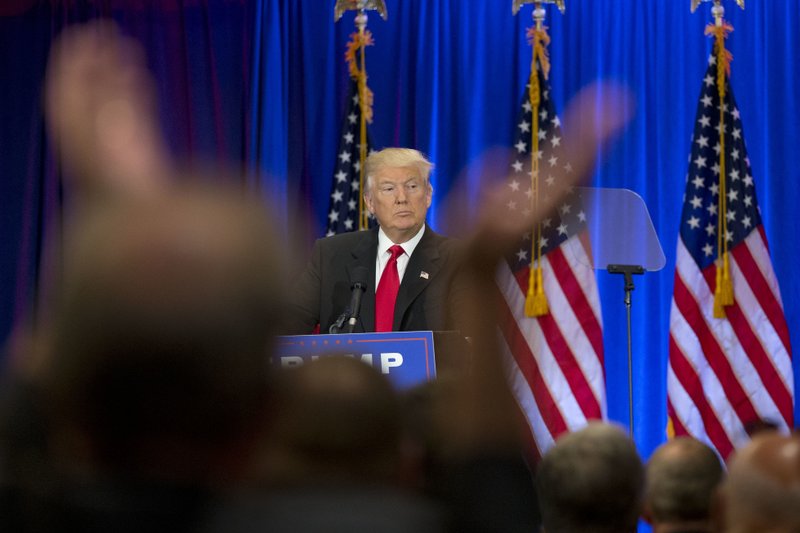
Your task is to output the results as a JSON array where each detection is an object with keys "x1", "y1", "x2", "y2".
[
  {"x1": 719, "y1": 432, "x2": 800, "y2": 533},
  {"x1": 9, "y1": 185, "x2": 285, "y2": 532},
  {"x1": 42, "y1": 186, "x2": 283, "y2": 482},
  {"x1": 536, "y1": 423, "x2": 644, "y2": 533},
  {"x1": 204, "y1": 356, "x2": 443, "y2": 533},
  {"x1": 643, "y1": 437, "x2": 723, "y2": 533},
  {"x1": 261, "y1": 356, "x2": 404, "y2": 486},
  {"x1": 2, "y1": 21, "x2": 285, "y2": 532}
]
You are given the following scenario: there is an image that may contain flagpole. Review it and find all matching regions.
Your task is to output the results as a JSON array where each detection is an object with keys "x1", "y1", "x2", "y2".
[
  {"x1": 692, "y1": 0, "x2": 744, "y2": 317},
  {"x1": 334, "y1": 0, "x2": 388, "y2": 231},
  {"x1": 355, "y1": 8, "x2": 370, "y2": 230},
  {"x1": 527, "y1": 4, "x2": 547, "y2": 317},
  {"x1": 514, "y1": 0, "x2": 564, "y2": 318}
]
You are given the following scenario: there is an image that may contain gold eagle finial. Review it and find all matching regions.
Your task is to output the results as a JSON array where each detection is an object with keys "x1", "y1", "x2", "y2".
[
  {"x1": 334, "y1": 0, "x2": 388, "y2": 22},
  {"x1": 691, "y1": 0, "x2": 744, "y2": 13},
  {"x1": 513, "y1": 0, "x2": 565, "y2": 16}
]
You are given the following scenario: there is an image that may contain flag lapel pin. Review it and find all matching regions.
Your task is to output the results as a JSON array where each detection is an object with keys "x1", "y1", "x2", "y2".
[{"x1": 419, "y1": 271, "x2": 429, "y2": 280}]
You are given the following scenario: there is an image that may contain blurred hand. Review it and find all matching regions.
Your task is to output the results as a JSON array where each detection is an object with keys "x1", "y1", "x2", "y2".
[
  {"x1": 439, "y1": 82, "x2": 634, "y2": 456},
  {"x1": 45, "y1": 21, "x2": 170, "y2": 200}
]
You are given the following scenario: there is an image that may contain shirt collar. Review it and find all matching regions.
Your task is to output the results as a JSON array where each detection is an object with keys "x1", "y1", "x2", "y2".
[{"x1": 377, "y1": 224, "x2": 426, "y2": 257}]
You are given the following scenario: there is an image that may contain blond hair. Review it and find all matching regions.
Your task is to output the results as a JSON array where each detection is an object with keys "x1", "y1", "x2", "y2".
[{"x1": 364, "y1": 148, "x2": 433, "y2": 193}]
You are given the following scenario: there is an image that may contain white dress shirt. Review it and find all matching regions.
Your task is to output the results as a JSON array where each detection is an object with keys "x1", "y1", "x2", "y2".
[{"x1": 375, "y1": 224, "x2": 425, "y2": 286}]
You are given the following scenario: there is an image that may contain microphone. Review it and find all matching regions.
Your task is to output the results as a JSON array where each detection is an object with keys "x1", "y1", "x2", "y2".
[
  {"x1": 345, "y1": 266, "x2": 369, "y2": 333},
  {"x1": 328, "y1": 311, "x2": 348, "y2": 334}
]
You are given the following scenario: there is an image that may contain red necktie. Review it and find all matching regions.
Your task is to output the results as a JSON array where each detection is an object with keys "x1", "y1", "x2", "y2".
[{"x1": 375, "y1": 244, "x2": 404, "y2": 332}]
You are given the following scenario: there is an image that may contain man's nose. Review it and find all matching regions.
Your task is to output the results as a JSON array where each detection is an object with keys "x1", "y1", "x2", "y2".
[{"x1": 395, "y1": 188, "x2": 408, "y2": 203}]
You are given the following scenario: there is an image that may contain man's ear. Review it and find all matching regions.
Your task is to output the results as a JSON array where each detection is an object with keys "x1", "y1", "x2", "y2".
[{"x1": 364, "y1": 192, "x2": 374, "y2": 214}]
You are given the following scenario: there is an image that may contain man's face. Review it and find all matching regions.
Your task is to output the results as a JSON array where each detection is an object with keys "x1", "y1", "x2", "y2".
[{"x1": 364, "y1": 165, "x2": 432, "y2": 244}]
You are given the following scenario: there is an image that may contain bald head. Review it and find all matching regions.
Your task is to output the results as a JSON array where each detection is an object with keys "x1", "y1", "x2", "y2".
[
  {"x1": 644, "y1": 437, "x2": 723, "y2": 529},
  {"x1": 722, "y1": 432, "x2": 800, "y2": 533}
]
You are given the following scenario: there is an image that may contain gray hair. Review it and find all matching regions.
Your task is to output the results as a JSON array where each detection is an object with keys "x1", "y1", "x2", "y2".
[{"x1": 364, "y1": 148, "x2": 433, "y2": 193}]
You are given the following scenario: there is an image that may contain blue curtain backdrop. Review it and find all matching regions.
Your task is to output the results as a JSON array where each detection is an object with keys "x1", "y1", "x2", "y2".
[
  {"x1": 248, "y1": 0, "x2": 800, "y2": 460},
  {"x1": 0, "y1": 0, "x2": 254, "y2": 352},
  {"x1": 2, "y1": 0, "x2": 799, "y2": 467}
]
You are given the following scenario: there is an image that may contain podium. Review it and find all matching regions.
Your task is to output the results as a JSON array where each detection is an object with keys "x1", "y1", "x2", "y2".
[{"x1": 274, "y1": 331, "x2": 468, "y2": 389}]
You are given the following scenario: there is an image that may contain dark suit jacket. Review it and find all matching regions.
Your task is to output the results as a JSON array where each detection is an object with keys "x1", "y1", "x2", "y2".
[{"x1": 286, "y1": 226, "x2": 464, "y2": 334}]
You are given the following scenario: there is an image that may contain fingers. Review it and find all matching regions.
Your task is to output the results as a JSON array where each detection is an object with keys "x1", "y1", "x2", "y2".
[
  {"x1": 45, "y1": 21, "x2": 169, "y2": 201},
  {"x1": 435, "y1": 82, "x2": 634, "y2": 455},
  {"x1": 460, "y1": 82, "x2": 635, "y2": 273}
]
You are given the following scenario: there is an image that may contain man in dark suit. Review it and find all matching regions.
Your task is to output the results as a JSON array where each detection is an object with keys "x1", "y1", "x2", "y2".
[{"x1": 288, "y1": 148, "x2": 462, "y2": 334}]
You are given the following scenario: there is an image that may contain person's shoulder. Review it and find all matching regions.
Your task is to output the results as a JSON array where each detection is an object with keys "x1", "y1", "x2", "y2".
[
  {"x1": 315, "y1": 229, "x2": 375, "y2": 250},
  {"x1": 424, "y1": 227, "x2": 462, "y2": 254}
]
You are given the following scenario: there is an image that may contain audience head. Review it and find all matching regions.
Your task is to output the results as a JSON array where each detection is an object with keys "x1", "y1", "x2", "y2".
[
  {"x1": 259, "y1": 356, "x2": 403, "y2": 486},
  {"x1": 643, "y1": 437, "x2": 723, "y2": 532},
  {"x1": 364, "y1": 148, "x2": 433, "y2": 244},
  {"x1": 719, "y1": 431, "x2": 800, "y2": 533},
  {"x1": 537, "y1": 422, "x2": 644, "y2": 533},
  {"x1": 34, "y1": 182, "x2": 285, "y2": 483}
]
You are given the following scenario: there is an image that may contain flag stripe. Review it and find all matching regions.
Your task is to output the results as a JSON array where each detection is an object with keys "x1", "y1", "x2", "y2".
[
  {"x1": 667, "y1": 397, "x2": 690, "y2": 438},
  {"x1": 669, "y1": 294, "x2": 747, "y2": 448},
  {"x1": 669, "y1": 333, "x2": 735, "y2": 457},
  {"x1": 544, "y1": 245, "x2": 605, "y2": 360},
  {"x1": 511, "y1": 242, "x2": 605, "y2": 413},
  {"x1": 724, "y1": 249, "x2": 793, "y2": 425},
  {"x1": 503, "y1": 256, "x2": 603, "y2": 424},
  {"x1": 735, "y1": 230, "x2": 792, "y2": 354},
  {"x1": 672, "y1": 265, "x2": 761, "y2": 427},
  {"x1": 501, "y1": 337, "x2": 548, "y2": 458},
  {"x1": 497, "y1": 265, "x2": 571, "y2": 438},
  {"x1": 695, "y1": 247, "x2": 791, "y2": 427}
]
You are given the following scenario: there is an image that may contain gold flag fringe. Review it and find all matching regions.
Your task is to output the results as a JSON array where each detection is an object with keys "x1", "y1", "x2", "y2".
[
  {"x1": 344, "y1": 31, "x2": 375, "y2": 124},
  {"x1": 345, "y1": 30, "x2": 375, "y2": 230},
  {"x1": 706, "y1": 22, "x2": 735, "y2": 318},
  {"x1": 524, "y1": 26, "x2": 552, "y2": 317}
]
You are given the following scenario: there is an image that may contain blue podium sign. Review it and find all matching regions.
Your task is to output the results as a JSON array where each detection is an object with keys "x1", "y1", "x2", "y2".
[{"x1": 274, "y1": 331, "x2": 436, "y2": 389}]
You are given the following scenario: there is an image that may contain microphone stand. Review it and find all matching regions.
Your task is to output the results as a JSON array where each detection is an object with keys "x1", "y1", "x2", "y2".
[
  {"x1": 329, "y1": 312, "x2": 348, "y2": 334},
  {"x1": 607, "y1": 264, "x2": 645, "y2": 437}
]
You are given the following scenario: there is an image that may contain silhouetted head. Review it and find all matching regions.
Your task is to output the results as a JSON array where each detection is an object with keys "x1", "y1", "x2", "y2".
[
  {"x1": 36, "y1": 182, "x2": 285, "y2": 483},
  {"x1": 260, "y1": 356, "x2": 402, "y2": 486},
  {"x1": 720, "y1": 432, "x2": 800, "y2": 533},
  {"x1": 537, "y1": 422, "x2": 644, "y2": 533},
  {"x1": 643, "y1": 437, "x2": 723, "y2": 531}
]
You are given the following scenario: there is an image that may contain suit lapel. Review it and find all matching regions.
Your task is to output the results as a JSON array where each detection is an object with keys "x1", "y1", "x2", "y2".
[
  {"x1": 346, "y1": 228, "x2": 378, "y2": 333},
  {"x1": 393, "y1": 227, "x2": 441, "y2": 331}
]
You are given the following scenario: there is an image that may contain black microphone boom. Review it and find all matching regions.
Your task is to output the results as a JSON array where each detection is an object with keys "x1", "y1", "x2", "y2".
[{"x1": 345, "y1": 265, "x2": 370, "y2": 333}]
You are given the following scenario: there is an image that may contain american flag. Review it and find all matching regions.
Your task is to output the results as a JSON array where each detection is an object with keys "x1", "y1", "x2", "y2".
[
  {"x1": 667, "y1": 53, "x2": 793, "y2": 459},
  {"x1": 326, "y1": 78, "x2": 375, "y2": 236},
  {"x1": 497, "y1": 62, "x2": 607, "y2": 457}
]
